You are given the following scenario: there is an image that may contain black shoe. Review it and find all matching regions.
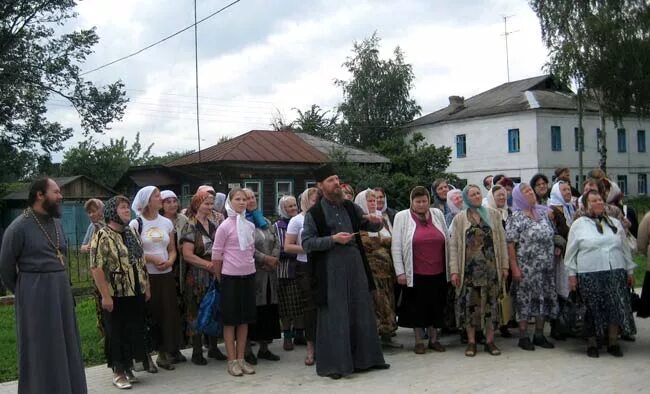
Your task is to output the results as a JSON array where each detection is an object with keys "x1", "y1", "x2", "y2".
[
  {"x1": 607, "y1": 345, "x2": 623, "y2": 357},
  {"x1": 518, "y1": 337, "x2": 535, "y2": 351},
  {"x1": 245, "y1": 351, "x2": 258, "y2": 365},
  {"x1": 328, "y1": 373, "x2": 342, "y2": 380},
  {"x1": 171, "y1": 351, "x2": 187, "y2": 363},
  {"x1": 533, "y1": 335, "x2": 555, "y2": 349},
  {"x1": 208, "y1": 347, "x2": 227, "y2": 360},
  {"x1": 587, "y1": 346, "x2": 600, "y2": 358},
  {"x1": 257, "y1": 349, "x2": 280, "y2": 361},
  {"x1": 191, "y1": 353, "x2": 207, "y2": 366},
  {"x1": 371, "y1": 363, "x2": 390, "y2": 370}
]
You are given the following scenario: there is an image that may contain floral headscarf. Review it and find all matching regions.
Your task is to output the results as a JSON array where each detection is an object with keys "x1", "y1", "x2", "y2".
[{"x1": 512, "y1": 183, "x2": 549, "y2": 221}]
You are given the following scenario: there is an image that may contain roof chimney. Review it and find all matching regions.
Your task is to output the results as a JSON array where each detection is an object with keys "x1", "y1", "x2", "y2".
[{"x1": 448, "y1": 96, "x2": 465, "y2": 109}]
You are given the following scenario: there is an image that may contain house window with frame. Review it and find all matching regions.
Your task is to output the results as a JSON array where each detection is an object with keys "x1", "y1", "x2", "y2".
[
  {"x1": 305, "y1": 180, "x2": 316, "y2": 189},
  {"x1": 617, "y1": 128, "x2": 627, "y2": 153},
  {"x1": 275, "y1": 180, "x2": 293, "y2": 211},
  {"x1": 638, "y1": 174, "x2": 647, "y2": 195},
  {"x1": 638, "y1": 130, "x2": 646, "y2": 153},
  {"x1": 574, "y1": 127, "x2": 584, "y2": 152},
  {"x1": 551, "y1": 126, "x2": 562, "y2": 151},
  {"x1": 243, "y1": 180, "x2": 263, "y2": 209},
  {"x1": 181, "y1": 184, "x2": 190, "y2": 197},
  {"x1": 456, "y1": 134, "x2": 466, "y2": 158},
  {"x1": 617, "y1": 175, "x2": 628, "y2": 196},
  {"x1": 508, "y1": 128, "x2": 520, "y2": 153}
]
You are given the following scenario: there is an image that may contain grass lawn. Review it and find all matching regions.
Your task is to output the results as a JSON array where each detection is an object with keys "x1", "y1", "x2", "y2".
[{"x1": 0, "y1": 297, "x2": 104, "y2": 383}]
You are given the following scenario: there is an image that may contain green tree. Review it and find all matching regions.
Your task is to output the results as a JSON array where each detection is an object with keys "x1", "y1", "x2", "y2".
[
  {"x1": 292, "y1": 104, "x2": 339, "y2": 141},
  {"x1": 61, "y1": 133, "x2": 153, "y2": 187},
  {"x1": 144, "y1": 150, "x2": 195, "y2": 165},
  {"x1": 530, "y1": 0, "x2": 650, "y2": 172},
  {"x1": 0, "y1": 0, "x2": 127, "y2": 179},
  {"x1": 335, "y1": 32, "x2": 421, "y2": 148}
]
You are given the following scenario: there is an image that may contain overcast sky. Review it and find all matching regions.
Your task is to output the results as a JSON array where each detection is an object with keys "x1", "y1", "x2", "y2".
[{"x1": 49, "y1": 0, "x2": 549, "y2": 160}]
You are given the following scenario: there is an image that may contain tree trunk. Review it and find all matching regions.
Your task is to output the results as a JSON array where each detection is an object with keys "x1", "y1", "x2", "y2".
[{"x1": 598, "y1": 107, "x2": 607, "y2": 174}]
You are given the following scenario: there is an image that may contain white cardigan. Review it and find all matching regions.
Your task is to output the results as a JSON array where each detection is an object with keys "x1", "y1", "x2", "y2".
[{"x1": 391, "y1": 208, "x2": 449, "y2": 287}]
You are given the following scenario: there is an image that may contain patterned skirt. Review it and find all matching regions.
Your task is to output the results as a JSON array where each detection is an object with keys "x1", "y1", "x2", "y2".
[
  {"x1": 278, "y1": 278, "x2": 304, "y2": 321},
  {"x1": 578, "y1": 269, "x2": 636, "y2": 338},
  {"x1": 184, "y1": 264, "x2": 213, "y2": 336}
]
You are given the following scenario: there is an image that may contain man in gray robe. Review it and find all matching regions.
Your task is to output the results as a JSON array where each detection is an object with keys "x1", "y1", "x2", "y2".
[
  {"x1": 302, "y1": 164, "x2": 389, "y2": 379},
  {"x1": 0, "y1": 178, "x2": 87, "y2": 394}
]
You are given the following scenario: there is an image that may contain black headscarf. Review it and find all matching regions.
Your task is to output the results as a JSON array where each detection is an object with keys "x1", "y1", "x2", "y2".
[{"x1": 104, "y1": 196, "x2": 143, "y2": 265}]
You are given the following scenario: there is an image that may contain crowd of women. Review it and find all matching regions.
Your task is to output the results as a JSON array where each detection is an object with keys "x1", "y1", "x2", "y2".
[{"x1": 80, "y1": 165, "x2": 650, "y2": 390}]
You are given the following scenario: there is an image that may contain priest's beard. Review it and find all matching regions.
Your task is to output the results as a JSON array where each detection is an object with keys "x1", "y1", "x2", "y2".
[
  {"x1": 42, "y1": 198, "x2": 62, "y2": 218},
  {"x1": 323, "y1": 189, "x2": 344, "y2": 204}
]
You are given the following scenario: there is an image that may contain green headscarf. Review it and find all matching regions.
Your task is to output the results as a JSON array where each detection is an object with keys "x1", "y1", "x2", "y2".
[{"x1": 462, "y1": 184, "x2": 492, "y2": 228}]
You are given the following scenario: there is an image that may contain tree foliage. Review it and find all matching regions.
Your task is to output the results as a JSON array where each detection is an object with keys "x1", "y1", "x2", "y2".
[
  {"x1": 61, "y1": 133, "x2": 153, "y2": 187},
  {"x1": 0, "y1": 0, "x2": 127, "y2": 178},
  {"x1": 335, "y1": 32, "x2": 421, "y2": 148},
  {"x1": 291, "y1": 104, "x2": 339, "y2": 141},
  {"x1": 530, "y1": 0, "x2": 650, "y2": 171}
]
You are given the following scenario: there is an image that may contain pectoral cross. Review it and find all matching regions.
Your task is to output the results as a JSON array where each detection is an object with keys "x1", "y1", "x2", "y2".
[{"x1": 57, "y1": 251, "x2": 65, "y2": 266}]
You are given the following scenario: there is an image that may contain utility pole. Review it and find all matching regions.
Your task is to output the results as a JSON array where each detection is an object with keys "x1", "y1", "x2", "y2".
[
  {"x1": 577, "y1": 86, "x2": 584, "y2": 192},
  {"x1": 501, "y1": 15, "x2": 518, "y2": 82},
  {"x1": 194, "y1": 0, "x2": 202, "y2": 163}
]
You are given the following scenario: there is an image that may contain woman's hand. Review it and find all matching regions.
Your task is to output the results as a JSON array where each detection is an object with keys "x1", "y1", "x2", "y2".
[
  {"x1": 264, "y1": 255, "x2": 279, "y2": 270},
  {"x1": 451, "y1": 273, "x2": 460, "y2": 288},
  {"x1": 396, "y1": 274, "x2": 407, "y2": 286},
  {"x1": 101, "y1": 296, "x2": 114, "y2": 312},
  {"x1": 569, "y1": 276, "x2": 577, "y2": 291},
  {"x1": 512, "y1": 266, "x2": 523, "y2": 282}
]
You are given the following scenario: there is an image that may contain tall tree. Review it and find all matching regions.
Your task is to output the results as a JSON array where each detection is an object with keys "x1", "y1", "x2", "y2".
[
  {"x1": 530, "y1": 0, "x2": 650, "y2": 172},
  {"x1": 0, "y1": 0, "x2": 127, "y2": 179},
  {"x1": 61, "y1": 133, "x2": 153, "y2": 187},
  {"x1": 335, "y1": 32, "x2": 421, "y2": 148},
  {"x1": 292, "y1": 104, "x2": 339, "y2": 141}
]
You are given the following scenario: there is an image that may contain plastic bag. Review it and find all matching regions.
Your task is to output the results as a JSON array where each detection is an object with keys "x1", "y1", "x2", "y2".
[{"x1": 194, "y1": 280, "x2": 223, "y2": 337}]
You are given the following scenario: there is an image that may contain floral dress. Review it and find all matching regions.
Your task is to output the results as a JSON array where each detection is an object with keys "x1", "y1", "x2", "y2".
[
  {"x1": 456, "y1": 220, "x2": 500, "y2": 330},
  {"x1": 506, "y1": 211, "x2": 558, "y2": 321}
]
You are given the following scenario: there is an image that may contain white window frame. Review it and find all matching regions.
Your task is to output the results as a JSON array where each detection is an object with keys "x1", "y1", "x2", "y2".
[
  {"x1": 305, "y1": 180, "x2": 317, "y2": 189},
  {"x1": 275, "y1": 180, "x2": 294, "y2": 212},
  {"x1": 243, "y1": 180, "x2": 263, "y2": 210}
]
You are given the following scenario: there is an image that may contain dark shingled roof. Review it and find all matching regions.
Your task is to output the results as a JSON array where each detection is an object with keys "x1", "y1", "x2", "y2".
[
  {"x1": 167, "y1": 130, "x2": 389, "y2": 166},
  {"x1": 408, "y1": 75, "x2": 599, "y2": 128}
]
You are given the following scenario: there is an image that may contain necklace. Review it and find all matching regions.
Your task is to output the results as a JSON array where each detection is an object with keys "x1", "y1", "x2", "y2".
[{"x1": 25, "y1": 208, "x2": 65, "y2": 266}]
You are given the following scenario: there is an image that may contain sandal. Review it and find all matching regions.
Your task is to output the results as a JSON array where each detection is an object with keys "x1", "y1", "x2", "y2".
[
  {"x1": 484, "y1": 342, "x2": 501, "y2": 356},
  {"x1": 428, "y1": 341, "x2": 446, "y2": 352},
  {"x1": 464, "y1": 343, "x2": 477, "y2": 357},
  {"x1": 304, "y1": 353, "x2": 315, "y2": 366}
]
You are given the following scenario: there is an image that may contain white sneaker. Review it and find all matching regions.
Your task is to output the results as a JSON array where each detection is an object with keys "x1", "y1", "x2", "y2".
[
  {"x1": 238, "y1": 359, "x2": 255, "y2": 375},
  {"x1": 112, "y1": 374, "x2": 133, "y2": 389},
  {"x1": 227, "y1": 360, "x2": 243, "y2": 377}
]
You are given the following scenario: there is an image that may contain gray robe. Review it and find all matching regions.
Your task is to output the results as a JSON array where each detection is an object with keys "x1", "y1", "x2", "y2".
[
  {"x1": 302, "y1": 198, "x2": 386, "y2": 377},
  {"x1": 0, "y1": 213, "x2": 87, "y2": 394}
]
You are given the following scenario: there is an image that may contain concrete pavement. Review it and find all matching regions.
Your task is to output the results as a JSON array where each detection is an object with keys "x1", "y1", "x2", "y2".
[{"x1": 1, "y1": 319, "x2": 649, "y2": 394}]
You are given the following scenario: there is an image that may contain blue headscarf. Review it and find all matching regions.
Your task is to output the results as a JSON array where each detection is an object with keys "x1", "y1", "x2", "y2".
[
  {"x1": 462, "y1": 184, "x2": 492, "y2": 228},
  {"x1": 246, "y1": 209, "x2": 268, "y2": 229}
]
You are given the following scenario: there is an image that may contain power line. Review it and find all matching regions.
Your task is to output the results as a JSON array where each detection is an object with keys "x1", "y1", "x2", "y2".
[{"x1": 80, "y1": 0, "x2": 243, "y2": 76}]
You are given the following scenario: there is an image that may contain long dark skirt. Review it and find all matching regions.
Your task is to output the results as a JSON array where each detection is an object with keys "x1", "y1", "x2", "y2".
[
  {"x1": 107, "y1": 295, "x2": 148, "y2": 373},
  {"x1": 296, "y1": 261, "x2": 317, "y2": 342},
  {"x1": 578, "y1": 269, "x2": 636, "y2": 338},
  {"x1": 220, "y1": 274, "x2": 257, "y2": 326},
  {"x1": 249, "y1": 282, "x2": 281, "y2": 341},
  {"x1": 397, "y1": 273, "x2": 447, "y2": 328},
  {"x1": 148, "y1": 272, "x2": 183, "y2": 353},
  {"x1": 638, "y1": 271, "x2": 650, "y2": 318}
]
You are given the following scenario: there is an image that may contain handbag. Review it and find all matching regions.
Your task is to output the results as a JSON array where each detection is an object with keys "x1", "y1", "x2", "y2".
[
  {"x1": 194, "y1": 280, "x2": 223, "y2": 337},
  {"x1": 499, "y1": 281, "x2": 513, "y2": 326},
  {"x1": 622, "y1": 205, "x2": 637, "y2": 252}
]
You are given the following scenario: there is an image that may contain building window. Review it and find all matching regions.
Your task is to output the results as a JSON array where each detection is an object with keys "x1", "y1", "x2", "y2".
[
  {"x1": 455, "y1": 134, "x2": 466, "y2": 158},
  {"x1": 508, "y1": 129, "x2": 520, "y2": 153},
  {"x1": 305, "y1": 181, "x2": 316, "y2": 189},
  {"x1": 551, "y1": 126, "x2": 562, "y2": 151},
  {"x1": 617, "y1": 175, "x2": 628, "y2": 196},
  {"x1": 639, "y1": 130, "x2": 646, "y2": 152},
  {"x1": 275, "y1": 180, "x2": 293, "y2": 210},
  {"x1": 243, "y1": 180, "x2": 263, "y2": 209},
  {"x1": 574, "y1": 127, "x2": 584, "y2": 152},
  {"x1": 181, "y1": 184, "x2": 190, "y2": 197},
  {"x1": 638, "y1": 174, "x2": 647, "y2": 195},
  {"x1": 617, "y1": 128, "x2": 626, "y2": 152}
]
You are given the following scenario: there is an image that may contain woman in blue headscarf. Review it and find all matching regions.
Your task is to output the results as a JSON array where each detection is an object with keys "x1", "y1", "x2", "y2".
[{"x1": 449, "y1": 185, "x2": 509, "y2": 357}]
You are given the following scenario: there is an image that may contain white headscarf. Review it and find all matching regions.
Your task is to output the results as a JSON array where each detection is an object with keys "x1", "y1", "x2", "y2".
[
  {"x1": 354, "y1": 189, "x2": 390, "y2": 238},
  {"x1": 160, "y1": 190, "x2": 177, "y2": 201},
  {"x1": 225, "y1": 197, "x2": 254, "y2": 251},
  {"x1": 277, "y1": 195, "x2": 296, "y2": 219},
  {"x1": 549, "y1": 181, "x2": 576, "y2": 225},
  {"x1": 486, "y1": 187, "x2": 509, "y2": 222},
  {"x1": 132, "y1": 186, "x2": 157, "y2": 217},
  {"x1": 446, "y1": 189, "x2": 463, "y2": 216}
]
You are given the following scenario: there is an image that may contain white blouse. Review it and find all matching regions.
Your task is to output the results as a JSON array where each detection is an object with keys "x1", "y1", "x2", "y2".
[{"x1": 564, "y1": 216, "x2": 635, "y2": 275}]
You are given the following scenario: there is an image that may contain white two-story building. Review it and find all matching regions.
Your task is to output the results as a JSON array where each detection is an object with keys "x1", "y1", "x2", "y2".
[{"x1": 407, "y1": 75, "x2": 650, "y2": 196}]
